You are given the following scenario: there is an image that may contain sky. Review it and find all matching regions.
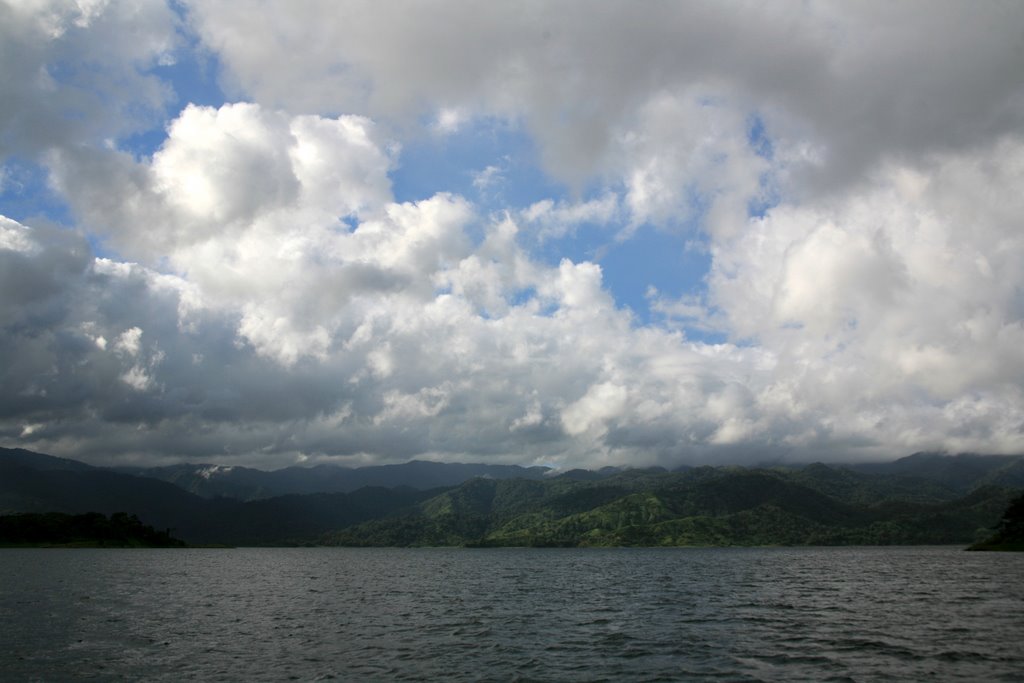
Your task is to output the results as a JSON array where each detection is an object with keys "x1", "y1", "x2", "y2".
[{"x1": 1, "y1": 1, "x2": 1024, "y2": 470}]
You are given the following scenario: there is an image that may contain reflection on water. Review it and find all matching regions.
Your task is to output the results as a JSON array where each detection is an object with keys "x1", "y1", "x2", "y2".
[{"x1": 1, "y1": 546, "x2": 1021, "y2": 681}]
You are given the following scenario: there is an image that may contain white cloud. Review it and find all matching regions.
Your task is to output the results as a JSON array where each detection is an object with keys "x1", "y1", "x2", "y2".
[
  {"x1": 520, "y1": 193, "x2": 619, "y2": 240},
  {"x1": 114, "y1": 327, "x2": 143, "y2": 357},
  {"x1": 3, "y1": 3, "x2": 1024, "y2": 468},
  {"x1": 703, "y1": 137, "x2": 1024, "y2": 453},
  {"x1": 472, "y1": 164, "x2": 503, "y2": 191},
  {"x1": 5, "y1": 186, "x2": 1023, "y2": 466},
  {"x1": 20, "y1": 423, "x2": 43, "y2": 438},
  {"x1": 48, "y1": 101, "x2": 405, "y2": 364},
  {"x1": 0, "y1": 216, "x2": 38, "y2": 253},
  {"x1": 151, "y1": 103, "x2": 301, "y2": 224},
  {"x1": 612, "y1": 91, "x2": 770, "y2": 238},
  {"x1": 561, "y1": 382, "x2": 628, "y2": 437},
  {"x1": 120, "y1": 365, "x2": 152, "y2": 391},
  {"x1": 51, "y1": 102, "x2": 395, "y2": 258},
  {"x1": 433, "y1": 107, "x2": 468, "y2": 135}
]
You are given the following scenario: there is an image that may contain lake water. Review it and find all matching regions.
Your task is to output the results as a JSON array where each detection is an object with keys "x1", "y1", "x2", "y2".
[{"x1": 1, "y1": 546, "x2": 1021, "y2": 681}]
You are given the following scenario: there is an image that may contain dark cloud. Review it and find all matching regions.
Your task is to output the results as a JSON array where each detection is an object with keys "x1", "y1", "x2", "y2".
[{"x1": 0, "y1": 1, "x2": 177, "y2": 160}]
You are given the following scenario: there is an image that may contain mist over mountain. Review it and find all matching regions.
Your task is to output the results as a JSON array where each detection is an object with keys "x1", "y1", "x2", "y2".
[{"x1": 847, "y1": 452, "x2": 1024, "y2": 493}]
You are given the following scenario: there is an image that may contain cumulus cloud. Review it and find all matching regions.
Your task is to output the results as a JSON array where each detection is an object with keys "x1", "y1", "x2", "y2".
[
  {"x1": 50, "y1": 102, "x2": 394, "y2": 256},
  {"x1": 702, "y1": 138, "x2": 1024, "y2": 453},
  {"x1": 1, "y1": 2, "x2": 1023, "y2": 468},
  {"x1": 0, "y1": 202, "x2": 769, "y2": 468},
  {"x1": 49, "y1": 101, "x2": 406, "y2": 364},
  {"x1": 0, "y1": 212, "x2": 744, "y2": 467}
]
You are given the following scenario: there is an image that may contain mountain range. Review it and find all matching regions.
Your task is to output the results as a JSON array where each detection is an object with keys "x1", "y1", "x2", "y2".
[
  {"x1": 1, "y1": 447, "x2": 1022, "y2": 547},
  {"x1": 113, "y1": 459, "x2": 551, "y2": 500}
]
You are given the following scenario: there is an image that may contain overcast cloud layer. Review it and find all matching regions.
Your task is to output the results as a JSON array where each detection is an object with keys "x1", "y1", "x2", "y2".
[{"x1": 1, "y1": 0, "x2": 1023, "y2": 468}]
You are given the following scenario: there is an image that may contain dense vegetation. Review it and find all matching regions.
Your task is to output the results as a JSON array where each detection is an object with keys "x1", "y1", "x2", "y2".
[
  {"x1": 0, "y1": 512, "x2": 185, "y2": 547},
  {"x1": 3, "y1": 447, "x2": 1022, "y2": 547},
  {"x1": 969, "y1": 493, "x2": 1024, "y2": 551},
  {"x1": 323, "y1": 466, "x2": 1020, "y2": 548}
]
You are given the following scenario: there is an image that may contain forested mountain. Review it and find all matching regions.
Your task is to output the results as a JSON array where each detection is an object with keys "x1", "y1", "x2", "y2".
[
  {"x1": 323, "y1": 466, "x2": 1018, "y2": 547},
  {"x1": 1, "y1": 448, "x2": 1020, "y2": 547},
  {"x1": 969, "y1": 493, "x2": 1024, "y2": 551}
]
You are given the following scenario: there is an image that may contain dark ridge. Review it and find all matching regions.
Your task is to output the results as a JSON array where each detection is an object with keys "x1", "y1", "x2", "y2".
[
  {"x1": 969, "y1": 493, "x2": 1024, "y2": 551},
  {"x1": 0, "y1": 511, "x2": 185, "y2": 547}
]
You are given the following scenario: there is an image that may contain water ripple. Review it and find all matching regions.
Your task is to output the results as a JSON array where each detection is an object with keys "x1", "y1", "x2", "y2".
[{"x1": 1, "y1": 546, "x2": 1022, "y2": 681}]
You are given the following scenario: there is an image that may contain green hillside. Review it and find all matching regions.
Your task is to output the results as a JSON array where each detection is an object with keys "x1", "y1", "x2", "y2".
[{"x1": 323, "y1": 467, "x2": 1019, "y2": 547}]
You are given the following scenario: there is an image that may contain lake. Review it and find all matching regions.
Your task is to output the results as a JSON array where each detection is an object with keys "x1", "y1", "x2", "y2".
[{"x1": 1, "y1": 546, "x2": 1021, "y2": 681}]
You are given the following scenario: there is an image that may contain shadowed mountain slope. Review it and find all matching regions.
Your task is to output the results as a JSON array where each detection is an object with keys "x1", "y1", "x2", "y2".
[
  {"x1": 2, "y1": 448, "x2": 1021, "y2": 547},
  {"x1": 116, "y1": 459, "x2": 551, "y2": 501}
]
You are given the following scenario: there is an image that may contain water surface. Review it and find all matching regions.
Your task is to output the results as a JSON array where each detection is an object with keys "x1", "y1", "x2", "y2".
[{"x1": 1, "y1": 546, "x2": 1021, "y2": 681}]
